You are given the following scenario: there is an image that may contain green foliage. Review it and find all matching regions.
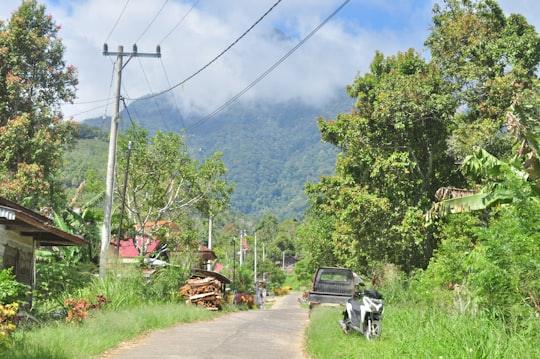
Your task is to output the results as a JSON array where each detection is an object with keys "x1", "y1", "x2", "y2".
[
  {"x1": 306, "y1": 300, "x2": 540, "y2": 359},
  {"x1": 34, "y1": 249, "x2": 94, "y2": 302},
  {"x1": 415, "y1": 176, "x2": 540, "y2": 320},
  {"x1": 0, "y1": 267, "x2": 29, "y2": 305},
  {"x1": 304, "y1": 48, "x2": 459, "y2": 273},
  {"x1": 115, "y1": 124, "x2": 232, "y2": 257},
  {"x1": 1, "y1": 302, "x2": 222, "y2": 359},
  {"x1": 82, "y1": 95, "x2": 348, "y2": 220},
  {"x1": 295, "y1": 210, "x2": 340, "y2": 280},
  {"x1": 60, "y1": 263, "x2": 191, "y2": 312},
  {"x1": 0, "y1": 0, "x2": 78, "y2": 209},
  {"x1": 143, "y1": 265, "x2": 191, "y2": 303},
  {"x1": 426, "y1": 0, "x2": 540, "y2": 160},
  {"x1": 0, "y1": 302, "x2": 19, "y2": 351},
  {"x1": 231, "y1": 264, "x2": 255, "y2": 294},
  {"x1": 257, "y1": 259, "x2": 285, "y2": 290},
  {"x1": 61, "y1": 138, "x2": 108, "y2": 200},
  {"x1": 468, "y1": 194, "x2": 540, "y2": 317}
]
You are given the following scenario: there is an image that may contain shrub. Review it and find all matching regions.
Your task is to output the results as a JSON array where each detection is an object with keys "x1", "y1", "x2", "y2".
[
  {"x1": 0, "y1": 302, "x2": 18, "y2": 349},
  {"x1": 64, "y1": 297, "x2": 89, "y2": 323},
  {"x1": 234, "y1": 293, "x2": 256, "y2": 308},
  {"x1": 0, "y1": 267, "x2": 29, "y2": 305}
]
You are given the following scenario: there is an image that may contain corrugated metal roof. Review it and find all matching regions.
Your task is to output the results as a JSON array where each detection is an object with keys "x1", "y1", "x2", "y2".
[
  {"x1": 0, "y1": 196, "x2": 86, "y2": 246},
  {"x1": 0, "y1": 206, "x2": 16, "y2": 220}
]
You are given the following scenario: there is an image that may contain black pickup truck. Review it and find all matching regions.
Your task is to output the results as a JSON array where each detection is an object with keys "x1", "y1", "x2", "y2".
[{"x1": 307, "y1": 266, "x2": 364, "y2": 309}]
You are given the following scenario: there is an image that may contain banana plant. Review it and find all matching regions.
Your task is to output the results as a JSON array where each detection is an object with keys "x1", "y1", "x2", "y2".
[{"x1": 427, "y1": 97, "x2": 540, "y2": 221}]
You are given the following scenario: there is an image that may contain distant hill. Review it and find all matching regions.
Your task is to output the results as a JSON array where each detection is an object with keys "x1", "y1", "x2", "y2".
[{"x1": 80, "y1": 93, "x2": 353, "y2": 220}]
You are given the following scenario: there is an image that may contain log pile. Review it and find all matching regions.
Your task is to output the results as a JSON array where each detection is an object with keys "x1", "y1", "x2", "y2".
[{"x1": 179, "y1": 276, "x2": 223, "y2": 310}]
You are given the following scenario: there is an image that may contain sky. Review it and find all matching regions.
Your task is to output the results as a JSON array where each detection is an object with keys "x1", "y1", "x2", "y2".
[{"x1": 1, "y1": 0, "x2": 540, "y2": 125}]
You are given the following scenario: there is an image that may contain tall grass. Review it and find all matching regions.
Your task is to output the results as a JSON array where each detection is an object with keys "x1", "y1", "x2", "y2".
[
  {"x1": 305, "y1": 265, "x2": 540, "y2": 359},
  {"x1": 305, "y1": 301, "x2": 540, "y2": 358},
  {"x1": 283, "y1": 271, "x2": 311, "y2": 293},
  {"x1": 4, "y1": 303, "x2": 225, "y2": 359},
  {"x1": 2, "y1": 264, "x2": 225, "y2": 358}
]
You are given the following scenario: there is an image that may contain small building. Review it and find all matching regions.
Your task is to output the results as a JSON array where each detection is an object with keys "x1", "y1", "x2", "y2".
[
  {"x1": 0, "y1": 196, "x2": 87, "y2": 287},
  {"x1": 112, "y1": 220, "x2": 217, "y2": 269}
]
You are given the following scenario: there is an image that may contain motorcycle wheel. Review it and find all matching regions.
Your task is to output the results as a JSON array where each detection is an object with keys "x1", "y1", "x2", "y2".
[{"x1": 365, "y1": 320, "x2": 382, "y2": 340}]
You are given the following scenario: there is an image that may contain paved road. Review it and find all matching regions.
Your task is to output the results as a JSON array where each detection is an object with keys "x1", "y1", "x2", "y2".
[{"x1": 101, "y1": 293, "x2": 309, "y2": 359}]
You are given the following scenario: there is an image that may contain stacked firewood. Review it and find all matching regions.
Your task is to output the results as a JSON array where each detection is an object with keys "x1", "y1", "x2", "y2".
[{"x1": 179, "y1": 276, "x2": 223, "y2": 310}]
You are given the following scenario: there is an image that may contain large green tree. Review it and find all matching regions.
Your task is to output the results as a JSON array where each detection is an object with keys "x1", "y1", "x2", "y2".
[
  {"x1": 300, "y1": 0, "x2": 540, "y2": 276},
  {"x1": 0, "y1": 0, "x2": 78, "y2": 209},
  {"x1": 303, "y1": 49, "x2": 457, "y2": 273},
  {"x1": 115, "y1": 125, "x2": 232, "y2": 257},
  {"x1": 426, "y1": 0, "x2": 540, "y2": 161}
]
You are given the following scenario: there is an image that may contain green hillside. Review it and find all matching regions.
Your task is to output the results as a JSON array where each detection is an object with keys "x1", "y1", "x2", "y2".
[{"x1": 69, "y1": 94, "x2": 352, "y2": 219}]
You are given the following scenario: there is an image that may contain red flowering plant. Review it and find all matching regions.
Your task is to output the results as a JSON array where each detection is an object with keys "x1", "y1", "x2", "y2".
[
  {"x1": 234, "y1": 293, "x2": 256, "y2": 309},
  {"x1": 63, "y1": 295, "x2": 110, "y2": 323},
  {"x1": 63, "y1": 298, "x2": 89, "y2": 323}
]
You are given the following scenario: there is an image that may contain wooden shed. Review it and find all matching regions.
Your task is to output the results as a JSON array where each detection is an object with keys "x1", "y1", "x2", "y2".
[{"x1": 0, "y1": 196, "x2": 86, "y2": 287}]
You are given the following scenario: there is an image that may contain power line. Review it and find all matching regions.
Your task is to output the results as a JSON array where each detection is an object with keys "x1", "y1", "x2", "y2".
[
  {"x1": 137, "y1": 57, "x2": 170, "y2": 131},
  {"x1": 160, "y1": 58, "x2": 187, "y2": 129},
  {"x1": 134, "y1": 0, "x2": 169, "y2": 44},
  {"x1": 187, "y1": 0, "x2": 352, "y2": 130},
  {"x1": 159, "y1": 0, "x2": 200, "y2": 44},
  {"x1": 104, "y1": 0, "x2": 130, "y2": 43},
  {"x1": 125, "y1": 0, "x2": 283, "y2": 102}
]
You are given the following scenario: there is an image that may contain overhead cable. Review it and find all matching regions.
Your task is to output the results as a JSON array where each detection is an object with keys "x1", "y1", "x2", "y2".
[
  {"x1": 104, "y1": 0, "x2": 130, "y2": 43},
  {"x1": 134, "y1": 0, "x2": 169, "y2": 44},
  {"x1": 125, "y1": 0, "x2": 283, "y2": 101},
  {"x1": 159, "y1": 0, "x2": 200, "y2": 44},
  {"x1": 187, "y1": 0, "x2": 351, "y2": 130},
  {"x1": 160, "y1": 58, "x2": 187, "y2": 129}
]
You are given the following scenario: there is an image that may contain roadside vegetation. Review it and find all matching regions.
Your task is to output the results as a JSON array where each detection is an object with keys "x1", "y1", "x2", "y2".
[
  {"x1": 306, "y1": 302, "x2": 540, "y2": 359},
  {"x1": 6, "y1": 302, "x2": 222, "y2": 359},
  {"x1": 304, "y1": 271, "x2": 540, "y2": 359}
]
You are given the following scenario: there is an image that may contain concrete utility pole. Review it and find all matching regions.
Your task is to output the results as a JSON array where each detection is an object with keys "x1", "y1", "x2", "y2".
[
  {"x1": 99, "y1": 44, "x2": 161, "y2": 278},
  {"x1": 254, "y1": 232, "x2": 257, "y2": 283},
  {"x1": 206, "y1": 213, "x2": 213, "y2": 271}
]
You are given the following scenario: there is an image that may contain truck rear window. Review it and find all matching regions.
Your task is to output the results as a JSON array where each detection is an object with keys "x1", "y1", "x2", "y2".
[{"x1": 320, "y1": 271, "x2": 351, "y2": 282}]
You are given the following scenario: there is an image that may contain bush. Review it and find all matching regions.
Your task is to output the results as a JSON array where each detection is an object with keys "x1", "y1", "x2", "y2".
[
  {"x1": 234, "y1": 293, "x2": 256, "y2": 308},
  {"x1": 0, "y1": 303, "x2": 18, "y2": 350},
  {"x1": 0, "y1": 267, "x2": 29, "y2": 305}
]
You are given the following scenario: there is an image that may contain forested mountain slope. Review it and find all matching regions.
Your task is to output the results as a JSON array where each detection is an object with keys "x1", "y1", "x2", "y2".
[{"x1": 75, "y1": 93, "x2": 353, "y2": 219}]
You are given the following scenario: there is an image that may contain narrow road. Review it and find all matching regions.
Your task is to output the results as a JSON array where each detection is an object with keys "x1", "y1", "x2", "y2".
[{"x1": 101, "y1": 293, "x2": 309, "y2": 359}]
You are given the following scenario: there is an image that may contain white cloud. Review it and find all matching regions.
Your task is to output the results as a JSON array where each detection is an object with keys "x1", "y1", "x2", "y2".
[{"x1": 1, "y1": 0, "x2": 539, "y2": 123}]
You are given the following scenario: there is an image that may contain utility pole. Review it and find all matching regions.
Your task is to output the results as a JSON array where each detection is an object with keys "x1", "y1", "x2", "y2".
[
  {"x1": 99, "y1": 44, "x2": 161, "y2": 278},
  {"x1": 207, "y1": 213, "x2": 213, "y2": 271},
  {"x1": 254, "y1": 232, "x2": 257, "y2": 283},
  {"x1": 116, "y1": 140, "x2": 132, "y2": 256}
]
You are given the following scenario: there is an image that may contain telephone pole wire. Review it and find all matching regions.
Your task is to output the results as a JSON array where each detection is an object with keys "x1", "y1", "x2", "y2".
[{"x1": 99, "y1": 44, "x2": 161, "y2": 278}]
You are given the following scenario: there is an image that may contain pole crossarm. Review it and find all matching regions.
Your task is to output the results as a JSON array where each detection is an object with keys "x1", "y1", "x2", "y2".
[{"x1": 103, "y1": 43, "x2": 161, "y2": 58}]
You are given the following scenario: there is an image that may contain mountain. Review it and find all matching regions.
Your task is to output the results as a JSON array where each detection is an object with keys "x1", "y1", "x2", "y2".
[{"x1": 82, "y1": 93, "x2": 353, "y2": 220}]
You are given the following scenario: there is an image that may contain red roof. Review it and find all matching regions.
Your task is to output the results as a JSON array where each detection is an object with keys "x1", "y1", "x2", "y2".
[
  {"x1": 112, "y1": 239, "x2": 217, "y2": 260},
  {"x1": 114, "y1": 238, "x2": 160, "y2": 258}
]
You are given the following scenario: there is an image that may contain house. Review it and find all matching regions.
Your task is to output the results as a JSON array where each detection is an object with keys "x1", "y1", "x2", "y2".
[
  {"x1": 0, "y1": 196, "x2": 87, "y2": 287},
  {"x1": 112, "y1": 220, "x2": 217, "y2": 269}
]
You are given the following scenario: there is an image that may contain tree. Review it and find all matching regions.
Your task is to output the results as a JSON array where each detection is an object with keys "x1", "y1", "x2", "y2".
[
  {"x1": 254, "y1": 212, "x2": 279, "y2": 262},
  {"x1": 301, "y1": 0, "x2": 540, "y2": 275},
  {"x1": 0, "y1": 0, "x2": 78, "y2": 209},
  {"x1": 304, "y1": 49, "x2": 457, "y2": 272},
  {"x1": 115, "y1": 124, "x2": 232, "y2": 257},
  {"x1": 426, "y1": 0, "x2": 540, "y2": 161}
]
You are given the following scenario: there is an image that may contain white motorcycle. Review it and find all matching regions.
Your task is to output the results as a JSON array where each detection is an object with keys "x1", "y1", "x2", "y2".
[{"x1": 338, "y1": 285, "x2": 384, "y2": 340}]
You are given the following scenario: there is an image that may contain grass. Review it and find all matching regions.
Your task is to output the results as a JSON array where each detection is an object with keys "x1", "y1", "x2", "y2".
[
  {"x1": 304, "y1": 304, "x2": 540, "y2": 359},
  {"x1": 3, "y1": 303, "x2": 227, "y2": 359},
  {"x1": 283, "y1": 273, "x2": 311, "y2": 293}
]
